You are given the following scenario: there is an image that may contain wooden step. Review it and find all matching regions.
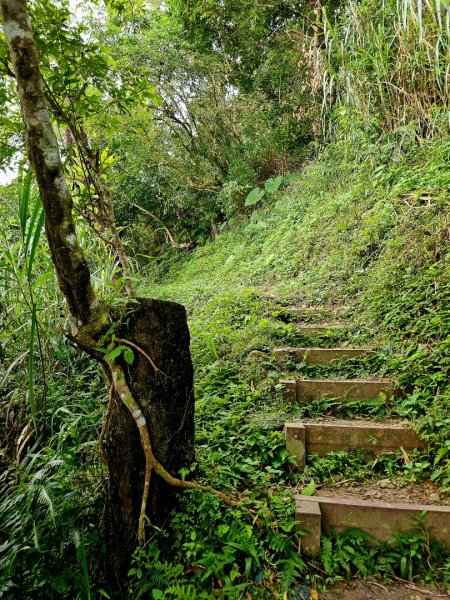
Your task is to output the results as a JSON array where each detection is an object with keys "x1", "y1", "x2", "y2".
[
  {"x1": 285, "y1": 420, "x2": 425, "y2": 468},
  {"x1": 289, "y1": 306, "x2": 349, "y2": 320},
  {"x1": 280, "y1": 378, "x2": 394, "y2": 403},
  {"x1": 296, "y1": 324, "x2": 342, "y2": 335},
  {"x1": 296, "y1": 495, "x2": 450, "y2": 556},
  {"x1": 274, "y1": 347, "x2": 370, "y2": 365}
]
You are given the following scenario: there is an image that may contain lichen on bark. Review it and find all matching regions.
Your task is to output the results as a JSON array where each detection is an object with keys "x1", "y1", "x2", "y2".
[{"x1": 1, "y1": 0, "x2": 106, "y2": 337}]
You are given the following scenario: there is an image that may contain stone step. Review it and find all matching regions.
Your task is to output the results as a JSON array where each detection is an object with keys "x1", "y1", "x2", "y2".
[
  {"x1": 274, "y1": 347, "x2": 371, "y2": 365},
  {"x1": 290, "y1": 304, "x2": 349, "y2": 314},
  {"x1": 289, "y1": 307, "x2": 334, "y2": 320},
  {"x1": 296, "y1": 324, "x2": 343, "y2": 335},
  {"x1": 284, "y1": 420, "x2": 425, "y2": 468},
  {"x1": 295, "y1": 494, "x2": 450, "y2": 556},
  {"x1": 280, "y1": 378, "x2": 394, "y2": 403}
]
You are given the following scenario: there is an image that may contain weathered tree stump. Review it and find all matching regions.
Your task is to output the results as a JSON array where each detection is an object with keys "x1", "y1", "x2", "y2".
[{"x1": 104, "y1": 298, "x2": 195, "y2": 583}]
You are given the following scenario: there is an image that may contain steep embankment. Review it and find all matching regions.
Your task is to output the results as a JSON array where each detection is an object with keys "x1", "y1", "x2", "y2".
[
  {"x1": 146, "y1": 136, "x2": 450, "y2": 347},
  {"x1": 147, "y1": 137, "x2": 449, "y2": 309},
  {"x1": 129, "y1": 137, "x2": 450, "y2": 595},
  {"x1": 142, "y1": 135, "x2": 450, "y2": 490}
]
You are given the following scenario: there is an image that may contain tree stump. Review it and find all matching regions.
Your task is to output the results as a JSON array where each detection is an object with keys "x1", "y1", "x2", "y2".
[{"x1": 104, "y1": 298, "x2": 195, "y2": 583}]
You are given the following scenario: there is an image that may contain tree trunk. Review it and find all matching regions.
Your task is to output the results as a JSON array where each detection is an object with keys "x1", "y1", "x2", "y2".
[
  {"x1": 0, "y1": 0, "x2": 106, "y2": 340},
  {"x1": 104, "y1": 298, "x2": 195, "y2": 583},
  {"x1": 1, "y1": 1, "x2": 196, "y2": 588}
]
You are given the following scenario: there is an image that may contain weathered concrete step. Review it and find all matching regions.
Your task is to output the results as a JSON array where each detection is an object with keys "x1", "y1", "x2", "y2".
[
  {"x1": 296, "y1": 495, "x2": 450, "y2": 556},
  {"x1": 296, "y1": 324, "x2": 343, "y2": 335},
  {"x1": 289, "y1": 307, "x2": 334, "y2": 320},
  {"x1": 287, "y1": 306, "x2": 348, "y2": 320},
  {"x1": 280, "y1": 378, "x2": 394, "y2": 403},
  {"x1": 274, "y1": 347, "x2": 371, "y2": 365},
  {"x1": 285, "y1": 420, "x2": 425, "y2": 468}
]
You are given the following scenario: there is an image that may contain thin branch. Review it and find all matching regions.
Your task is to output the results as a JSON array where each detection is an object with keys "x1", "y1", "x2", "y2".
[
  {"x1": 114, "y1": 336, "x2": 162, "y2": 375},
  {"x1": 98, "y1": 384, "x2": 114, "y2": 467},
  {"x1": 131, "y1": 203, "x2": 194, "y2": 249}
]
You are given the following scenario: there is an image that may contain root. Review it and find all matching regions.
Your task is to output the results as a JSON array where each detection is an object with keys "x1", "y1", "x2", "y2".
[
  {"x1": 107, "y1": 359, "x2": 237, "y2": 546},
  {"x1": 153, "y1": 460, "x2": 237, "y2": 507},
  {"x1": 114, "y1": 337, "x2": 162, "y2": 375},
  {"x1": 98, "y1": 384, "x2": 114, "y2": 467}
]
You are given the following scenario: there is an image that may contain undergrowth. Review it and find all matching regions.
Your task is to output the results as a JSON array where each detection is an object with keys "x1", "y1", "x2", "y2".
[
  {"x1": 131, "y1": 132, "x2": 450, "y2": 595},
  {"x1": 2, "y1": 133, "x2": 450, "y2": 597}
]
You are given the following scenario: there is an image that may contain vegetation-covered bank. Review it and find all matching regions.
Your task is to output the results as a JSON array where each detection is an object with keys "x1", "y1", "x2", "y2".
[
  {"x1": 127, "y1": 133, "x2": 450, "y2": 596},
  {"x1": 2, "y1": 0, "x2": 450, "y2": 596}
]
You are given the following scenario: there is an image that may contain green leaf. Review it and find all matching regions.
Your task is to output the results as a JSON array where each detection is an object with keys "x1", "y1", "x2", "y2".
[
  {"x1": 301, "y1": 479, "x2": 316, "y2": 496},
  {"x1": 152, "y1": 590, "x2": 164, "y2": 600},
  {"x1": 245, "y1": 187, "x2": 265, "y2": 207},
  {"x1": 245, "y1": 556, "x2": 252, "y2": 576},
  {"x1": 107, "y1": 345, "x2": 126, "y2": 360},
  {"x1": 400, "y1": 555, "x2": 408, "y2": 578},
  {"x1": 18, "y1": 168, "x2": 33, "y2": 235},
  {"x1": 124, "y1": 348, "x2": 135, "y2": 365},
  {"x1": 264, "y1": 175, "x2": 283, "y2": 194},
  {"x1": 27, "y1": 209, "x2": 44, "y2": 277},
  {"x1": 28, "y1": 304, "x2": 37, "y2": 421}
]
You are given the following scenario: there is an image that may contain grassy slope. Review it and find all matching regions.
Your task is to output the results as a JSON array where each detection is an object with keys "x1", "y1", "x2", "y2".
[
  {"x1": 141, "y1": 131, "x2": 450, "y2": 500},
  {"x1": 146, "y1": 135, "x2": 449, "y2": 319},
  {"x1": 145, "y1": 134, "x2": 450, "y2": 370},
  {"x1": 130, "y1": 135, "x2": 450, "y2": 596}
]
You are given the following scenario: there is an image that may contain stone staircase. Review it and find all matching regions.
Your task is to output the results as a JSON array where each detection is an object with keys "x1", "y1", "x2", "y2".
[{"x1": 274, "y1": 305, "x2": 450, "y2": 556}]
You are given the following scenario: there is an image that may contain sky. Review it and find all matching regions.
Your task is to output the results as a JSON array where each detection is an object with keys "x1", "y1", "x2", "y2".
[{"x1": 0, "y1": 167, "x2": 15, "y2": 186}]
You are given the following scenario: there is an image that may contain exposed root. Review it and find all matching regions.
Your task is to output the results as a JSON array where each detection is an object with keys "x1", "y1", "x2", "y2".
[
  {"x1": 107, "y1": 359, "x2": 237, "y2": 546},
  {"x1": 114, "y1": 337, "x2": 162, "y2": 375},
  {"x1": 98, "y1": 384, "x2": 114, "y2": 467},
  {"x1": 152, "y1": 461, "x2": 238, "y2": 507}
]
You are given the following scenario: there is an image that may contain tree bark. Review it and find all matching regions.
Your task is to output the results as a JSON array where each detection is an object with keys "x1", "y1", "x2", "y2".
[
  {"x1": 0, "y1": 0, "x2": 106, "y2": 339},
  {"x1": 104, "y1": 298, "x2": 195, "y2": 584}
]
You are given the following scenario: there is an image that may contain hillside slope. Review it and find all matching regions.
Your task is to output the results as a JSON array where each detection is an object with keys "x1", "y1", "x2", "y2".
[{"x1": 127, "y1": 136, "x2": 450, "y2": 594}]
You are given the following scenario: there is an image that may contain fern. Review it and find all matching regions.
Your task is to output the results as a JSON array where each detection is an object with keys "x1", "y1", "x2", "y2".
[
  {"x1": 164, "y1": 583, "x2": 199, "y2": 599},
  {"x1": 433, "y1": 443, "x2": 450, "y2": 465},
  {"x1": 321, "y1": 537, "x2": 333, "y2": 573},
  {"x1": 36, "y1": 485, "x2": 56, "y2": 524},
  {"x1": 277, "y1": 557, "x2": 304, "y2": 590}
]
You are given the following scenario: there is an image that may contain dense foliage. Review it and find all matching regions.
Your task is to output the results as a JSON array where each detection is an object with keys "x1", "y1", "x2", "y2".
[{"x1": 1, "y1": 0, "x2": 450, "y2": 597}]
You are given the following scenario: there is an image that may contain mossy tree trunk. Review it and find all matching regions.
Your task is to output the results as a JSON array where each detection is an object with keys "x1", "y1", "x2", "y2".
[{"x1": 0, "y1": 0, "x2": 106, "y2": 342}]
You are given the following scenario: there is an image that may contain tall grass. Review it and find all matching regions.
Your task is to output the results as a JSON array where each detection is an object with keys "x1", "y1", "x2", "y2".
[
  {"x1": 0, "y1": 170, "x2": 51, "y2": 429},
  {"x1": 322, "y1": 0, "x2": 450, "y2": 137},
  {"x1": 0, "y1": 170, "x2": 124, "y2": 446}
]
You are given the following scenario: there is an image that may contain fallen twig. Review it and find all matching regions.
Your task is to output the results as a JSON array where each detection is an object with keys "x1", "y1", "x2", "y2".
[{"x1": 394, "y1": 578, "x2": 450, "y2": 597}]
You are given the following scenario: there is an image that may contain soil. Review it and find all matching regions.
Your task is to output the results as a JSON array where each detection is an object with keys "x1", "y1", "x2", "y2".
[
  {"x1": 318, "y1": 579, "x2": 450, "y2": 599},
  {"x1": 300, "y1": 417, "x2": 412, "y2": 427},
  {"x1": 312, "y1": 480, "x2": 449, "y2": 506}
]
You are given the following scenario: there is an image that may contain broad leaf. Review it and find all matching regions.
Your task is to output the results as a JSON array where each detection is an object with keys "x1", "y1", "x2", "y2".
[
  {"x1": 245, "y1": 187, "x2": 265, "y2": 207},
  {"x1": 264, "y1": 175, "x2": 283, "y2": 194}
]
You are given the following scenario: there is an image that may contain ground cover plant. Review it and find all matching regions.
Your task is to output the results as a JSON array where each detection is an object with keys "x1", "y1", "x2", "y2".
[{"x1": 1, "y1": 0, "x2": 450, "y2": 596}]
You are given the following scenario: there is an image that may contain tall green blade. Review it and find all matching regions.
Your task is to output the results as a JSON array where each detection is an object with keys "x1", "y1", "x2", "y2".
[
  {"x1": 27, "y1": 210, "x2": 45, "y2": 278},
  {"x1": 28, "y1": 304, "x2": 37, "y2": 421},
  {"x1": 18, "y1": 169, "x2": 33, "y2": 236}
]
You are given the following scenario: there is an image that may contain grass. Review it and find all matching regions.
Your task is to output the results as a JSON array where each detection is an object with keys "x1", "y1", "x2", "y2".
[{"x1": 127, "y1": 132, "x2": 450, "y2": 595}]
